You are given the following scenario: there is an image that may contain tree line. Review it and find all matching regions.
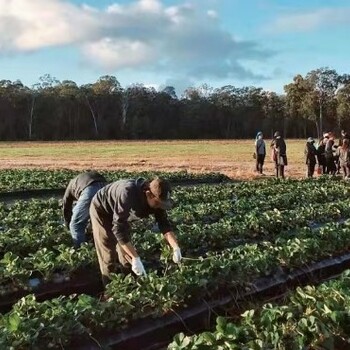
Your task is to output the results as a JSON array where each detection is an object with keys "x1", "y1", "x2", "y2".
[{"x1": 0, "y1": 67, "x2": 349, "y2": 141}]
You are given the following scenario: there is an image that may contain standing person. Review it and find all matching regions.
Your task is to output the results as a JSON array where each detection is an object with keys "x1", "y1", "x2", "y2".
[
  {"x1": 63, "y1": 171, "x2": 108, "y2": 248},
  {"x1": 316, "y1": 137, "x2": 326, "y2": 175},
  {"x1": 90, "y1": 177, "x2": 182, "y2": 286},
  {"x1": 271, "y1": 131, "x2": 287, "y2": 179},
  {"x1": 339, "y1": 129, "x2": 349, "y2": 147},
  {"x1": 336, "y1": 139, "x2": 350, "y2": 179},
  {"x1": 254, "y1": 131, "x2": 266, "y2": 175},
  {"x1": 325, "y1": 132, "x2": 336, "y2": 175},
  {"x1": 337, "y1": 130, "x2": 349, "y2": 174},
  {"x1": 304, "y1": 137, "x2": 317, "y2": 178}
]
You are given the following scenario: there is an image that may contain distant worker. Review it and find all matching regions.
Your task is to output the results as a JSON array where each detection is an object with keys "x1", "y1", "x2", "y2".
[
  {"x1": 336, "y1": 138, "x2": 350, "y2": 179},
  {"x1": 254, "y1": 131, "x2": 266, "y2": 175},
  {"x1": 271, "y1": 131, "x2": 287, "y2": 179},
  {"x1": 304, "y1": 137, "x2": 317, "y2": 178},
  {"x1": 324, "y1": 132, "x2": 336, "y2": 175},
  {"x1": 316, "y1": 136, "x2": 327, "y2": 175},
  {"x1": 337, "y1": 130, "x2": 349, "y2": 174},
  {"x1": 63, "y1": 171, "x2": 108, "y2": 247},
  {"x1": 89, "y1": 177, "x2": 182, "y2": 286}
]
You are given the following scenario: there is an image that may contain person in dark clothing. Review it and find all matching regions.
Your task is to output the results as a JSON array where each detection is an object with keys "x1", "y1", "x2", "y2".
[
  {"x1": 254, "y1": 131, "x2": 266, "y2": 174},
  {"x1": 336, "y1": 138, "x2": 350, "y2": 179},
  {"x1": 304, "y1": 137, "x2": 317, "y2": 178},
  {"x1": 271, "y1": 131, "x2": 287, "y2": 179},
  {"x1": 63, "y1": 171, "x2": 107, "y2": 247},
  {"x1": 316, "y1": 137, "x2": 326, "y2": 175},
  {"x1": 90, "y1": 177, "x2": 182, "y2": 285},
  {"x1": 324, "y1": 133, "x2": 336, "y2": 175}
]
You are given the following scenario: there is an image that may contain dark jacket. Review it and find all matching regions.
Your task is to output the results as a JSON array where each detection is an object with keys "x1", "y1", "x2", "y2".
[
  {"x1": 63, "y1": 171, "x2": 107, "y2": 225},
  {"x1": 325, "y1": 139, "x2": 335, "y2": 159},
  {"x1": 305, "y1": 143, "x2": 317, "y2": 164},
  {"x1": 91, "y1": 178, "x2": 172, "y2": 245}
]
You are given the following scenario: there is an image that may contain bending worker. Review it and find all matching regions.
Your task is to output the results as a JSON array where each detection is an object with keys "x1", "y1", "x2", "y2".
[
  {"x1": 90, "y1": 177, "x2": 182, "y2": 285},
  {"x1": 63, "y1": 171, "x2": 108, "y2": 247}
]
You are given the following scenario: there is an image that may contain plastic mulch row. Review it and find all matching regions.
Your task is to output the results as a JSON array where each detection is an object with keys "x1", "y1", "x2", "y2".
[{"x1": 69, "y1": 251, "x2": 350, "y2": 350}]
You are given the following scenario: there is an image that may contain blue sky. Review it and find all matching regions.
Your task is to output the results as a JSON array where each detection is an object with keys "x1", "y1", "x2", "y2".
[{"x1": 0, "y1": 0, "x2": 349, "y2": 94}]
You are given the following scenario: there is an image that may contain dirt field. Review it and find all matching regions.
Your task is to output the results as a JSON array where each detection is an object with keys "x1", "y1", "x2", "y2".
[{"x1": 0, "y1": 140, "x2": 308, "y2": 180}]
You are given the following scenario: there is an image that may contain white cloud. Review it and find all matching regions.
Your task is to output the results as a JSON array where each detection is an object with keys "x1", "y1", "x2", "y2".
[
  {"x1": 207, "y1": 10, "x2": 218, "y2": 19},
  {"x1": 0, "y1": 0, "x2": 273, "y2": 82},
  {"x1": 268, "y1": 7, "x2": 350, "y2": 33},
  {"x1": 82, "y1": 38, "x2": 156, "y2": 69}
]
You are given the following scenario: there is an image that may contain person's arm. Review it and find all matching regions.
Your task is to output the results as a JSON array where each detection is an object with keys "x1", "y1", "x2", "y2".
[
  {"x1": 62, "y1": 181, "x2": 74, "y2": 227},
  {"x1": 111, "y1": 187, "x2": 145, "y2": 275},
  {"x1": 163, "y1": 231, "x2": 179, "y2": 249},
  {"x1": 155, "y1": 210, "x2": 182, "y2": 263}
]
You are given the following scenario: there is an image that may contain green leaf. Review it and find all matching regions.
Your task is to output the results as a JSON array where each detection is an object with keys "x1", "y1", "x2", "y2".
[{"x1": 7, "y1": 314, "x2": 21, "y2": 332}]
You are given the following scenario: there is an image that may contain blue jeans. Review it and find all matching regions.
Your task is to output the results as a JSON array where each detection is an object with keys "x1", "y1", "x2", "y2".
[{"x1": 70, "y1": 182, "x2": 105, "y2": 247}]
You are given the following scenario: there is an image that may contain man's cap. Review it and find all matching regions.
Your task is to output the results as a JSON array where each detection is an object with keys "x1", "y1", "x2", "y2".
[
  {"x1": 307, "y1": 137, "x2": 314, "y2": 143},
  {"x1": 149, "y1": 177, "x2": 173, "y2": 210},
  {"x1": 274, "y1": 131, "x2": 280, "y2": 138},
  {"x1": 323, "y1": 132, "x2": 329, "y2": 138}
]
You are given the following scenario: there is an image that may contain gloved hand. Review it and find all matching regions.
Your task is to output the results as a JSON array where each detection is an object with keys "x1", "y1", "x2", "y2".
[
  {"x1": 132, "y1": 257, "x2": 146, "y2": 276},
  {"x1": 172, "y1": 247, "x2": 182, "y2": 264}
]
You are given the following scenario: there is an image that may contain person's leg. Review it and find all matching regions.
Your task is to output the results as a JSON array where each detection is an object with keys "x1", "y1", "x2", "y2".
[
  {"x1": 90, "y1": 203, "x2": 118, "y2": 286},
  {"x1": 341, "y1": 165, "x2": 346, "y2": 179},
  {"x1": 69, "y1": 183, "x2": 104, "y2": 247},
  {"x1": 275, "y1": 161, "x2": 279, "y2": 178},
  {"x1": 310, "y1": 162, "x2": 315, "y2": 178},
  {"x1": 280, "y1": 165, "x2": 285, "y2": 179},
  {"x1": 260, "y1": 155, "x2": 265, "y2": 174}
]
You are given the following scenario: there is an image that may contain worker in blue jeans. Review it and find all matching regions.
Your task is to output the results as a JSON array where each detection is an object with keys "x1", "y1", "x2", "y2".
[{"x1": 63, "y1": 171, "x2": 107, "y2": 247}]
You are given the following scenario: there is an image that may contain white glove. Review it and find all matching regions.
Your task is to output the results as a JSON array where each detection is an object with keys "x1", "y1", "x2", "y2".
[
  {"x1": 132, "y1": 257, "x2": 146, "y2": 276},
  {"x1": 172, "y1": 247, "x2": 182, "y2": 264}
]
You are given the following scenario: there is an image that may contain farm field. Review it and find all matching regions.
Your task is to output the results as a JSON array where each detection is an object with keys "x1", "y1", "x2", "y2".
[
  {"x1": 1, "y1": 169, "x2": 350, "y2": 349},
  {"x1": 0, "y1": 139, "x2": 309, "y2": 180}
]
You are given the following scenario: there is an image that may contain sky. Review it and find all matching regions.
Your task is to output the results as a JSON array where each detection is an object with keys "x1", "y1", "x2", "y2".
[{"x1": 0, "y1": 0, "x2": 349, "y2": 95}]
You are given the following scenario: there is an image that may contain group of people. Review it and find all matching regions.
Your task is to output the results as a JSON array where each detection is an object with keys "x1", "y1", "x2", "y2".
[
  {"x1": 305, "y1": 130, "x2": 350, "y2": 178},
  {"x1": 254, "y1": 130, "x2": 350, "y2": 179},
  {"x1": 62, "y1": 171, "x2": 182, "y2": 286},
  {"x1": 254, "y1": 131, "x2": 287, "y2": 179}
]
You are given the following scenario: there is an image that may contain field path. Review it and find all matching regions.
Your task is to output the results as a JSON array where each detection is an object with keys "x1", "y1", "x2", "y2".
[{"x1": 0, "y1": 140, "x2": 308, "y2": 180}]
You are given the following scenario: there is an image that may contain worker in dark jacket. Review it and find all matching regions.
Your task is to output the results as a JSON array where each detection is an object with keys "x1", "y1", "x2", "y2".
[
  {"x1": 325, "y1": 133, "x2": 336, "y2": 175},
  {"x1": 304, "y1": 137, "x2": 317, "y2": 178},
  {"x1": 63, "y1": 171, "x2": 107, "y2": 247},
  {"x1": 90, "y1": 177, "x2": 182, "y2": 285},
  {"x1": 271, "y1": 131, "x2": 287, "y2": 179}
]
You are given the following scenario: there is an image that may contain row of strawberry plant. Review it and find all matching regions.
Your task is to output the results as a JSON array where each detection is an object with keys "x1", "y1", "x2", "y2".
[
  {"x1": 2, "y1": 220, "x2": 350, "y2": 348},
  {"x1": 0, "y1": 169, "x2": 228, "y2": 192},
  {"x1": 3, "y1": 177, "x2": 350, "y2": 257},
  {"x1": 2, "y1": 194, "x2": 350, "y2": 295},
  {"x1": 168, "y1": 269, "x2": 350, "y2": 349}
]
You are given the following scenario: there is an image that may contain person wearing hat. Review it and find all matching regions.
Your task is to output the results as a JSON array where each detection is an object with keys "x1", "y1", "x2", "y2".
[
  {"x1": 271, "y1": 131, "x2": 287, "y2": 179},
  {"x1": 63, "y1": 171, "x2": 108, "y2": 248},
  {"x1": 254, "y1": 131, "x2": 266, "y2": 175},
  {"x1": 304, "y1": 137, "x2": 317, "y2": 178},
  {"x1": 89, "y1": 177, "x2": 181, "y2": 285}
]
